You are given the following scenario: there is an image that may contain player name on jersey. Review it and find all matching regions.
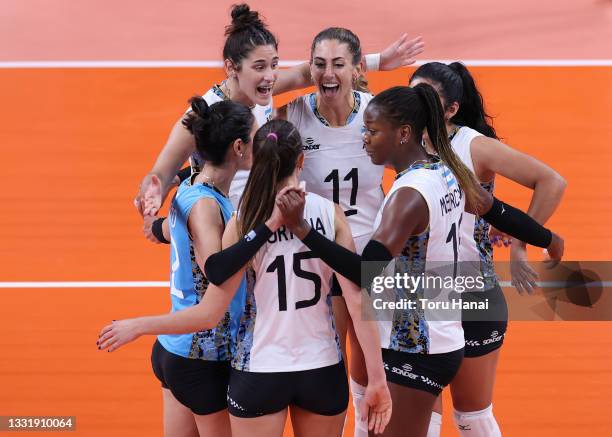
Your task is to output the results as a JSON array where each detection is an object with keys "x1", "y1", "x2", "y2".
[
  {"x1": 440, "y1": 187, "x2": 463, "y2": 217},
  {"x1": 267, "y1": 216, "x2": 327, "y2": 244}
]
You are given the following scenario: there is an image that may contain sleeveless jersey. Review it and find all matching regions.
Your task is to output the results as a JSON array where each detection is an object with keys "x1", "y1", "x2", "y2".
[
  {"x1": 287, "y1": 91, "x2": 384, "y2": 250},
  {"x1": 450, "y1": 126, "x2": 497, "y2": 289},
  {"x1": 232, "y1": 193, "x2": 342, "y2": 372},
  {"x1": 374, "y1": 161, "x2": 465, "y2": 355},
  {"x1": 158, "y1": 179, "x2": 246, "y2": 360},
  {"x1": 190, "y1": 85, "x2": 274, "y2": 208}
]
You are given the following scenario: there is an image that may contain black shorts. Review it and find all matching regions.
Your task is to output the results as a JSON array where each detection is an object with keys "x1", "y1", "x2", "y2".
[
  {"x1": 151, "y1": 339, "x2": 230, "y2": 415},
  {"x1": 227, "y1": 361, "x2": 349, "y2": 418},
  {"x1": 382, "y1": 348, "x2": 464, "y2": 396},
  {"x1": 462, "y1": 284, "x2": 508, "y2": 358}
]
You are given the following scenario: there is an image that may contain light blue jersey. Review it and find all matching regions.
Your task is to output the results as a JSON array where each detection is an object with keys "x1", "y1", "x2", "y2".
[{"x1": 158, "y1": 179, "x2": 246, "y2": 361}]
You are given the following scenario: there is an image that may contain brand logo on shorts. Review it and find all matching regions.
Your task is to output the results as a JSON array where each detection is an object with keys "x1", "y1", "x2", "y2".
[
  {"x1": 390, "y1": 364, "x2": 418, "y2": 380},
  {"x1": 303, "y1": 137, "x2": 321, "y2": 151},
  {"x1": 483, "y1": 330, "x2": 504, "y2": 346},
  {"x1": 387, "y1": 361, "x2": 444, "y2": 390}
]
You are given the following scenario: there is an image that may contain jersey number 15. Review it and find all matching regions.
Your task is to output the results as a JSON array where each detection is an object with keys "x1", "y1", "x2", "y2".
[{"x1": 266, "y1": 251, "x2": 322, "y2": 311}]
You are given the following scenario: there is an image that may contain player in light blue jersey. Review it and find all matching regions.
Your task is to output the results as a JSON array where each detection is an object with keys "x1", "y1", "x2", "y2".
[
  {"x1": 100, "y1": 119, "x2": 393, "y2": 437},
  {"x1": 99, "y1": 97, "x2": 256, "y2": 437}
]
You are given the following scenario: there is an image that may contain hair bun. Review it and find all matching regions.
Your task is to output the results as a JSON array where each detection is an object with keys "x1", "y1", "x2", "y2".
[
  {"x1": 190, "y1": 97, "x2": 211, "y2": 119},
  {"x1": 226, "y1": 4, "x2": 264, "y2": 35}
]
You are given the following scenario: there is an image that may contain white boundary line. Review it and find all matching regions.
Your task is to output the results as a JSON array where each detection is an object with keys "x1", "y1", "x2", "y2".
[
  {"x1": 0, "y1": 281, "x2": 610, "y2": 288},
  {"x1": 0, "y1": 59, "x2": 611, "y2": 68},
  {"x1": 0, "y1": 281, "x2": 169, "y2": 288}
]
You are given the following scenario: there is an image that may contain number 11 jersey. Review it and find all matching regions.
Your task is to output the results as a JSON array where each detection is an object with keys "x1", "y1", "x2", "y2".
[{"x1": 287, "y1": 91, "x2": 384, "y2": 247}]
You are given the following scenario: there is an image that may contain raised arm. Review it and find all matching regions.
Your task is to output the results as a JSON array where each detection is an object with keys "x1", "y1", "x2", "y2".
[
  {"x1": 471, "y1": 136, "x2": 566, "y2": 225},
  {"x1": 272, "y1": 34, "x2": 425, "y2": 96},
  {"x1": 134, "y1": 116, "x2": 195, "y2": 216},
  {"x1": 465, "y1": 183, "x2": 564, "y2": 264},
  {"x1": 276, "y1": 187, "x2": 427, "y2": 287},
  {"x1": 471, "y1": 135, "x2": 567, "y2": 290}
]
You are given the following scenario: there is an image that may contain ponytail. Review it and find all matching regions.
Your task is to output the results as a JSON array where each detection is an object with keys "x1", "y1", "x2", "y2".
[
  {"x1": 447, "y1": 62, "x2": 497, "y2": 139},
  {"x1": 182, "y1": 97, "x2": 254, "y2": 166},
  {"x1": 410, "y1": 62, "x2": 498, "y2": 139},
  {"x1": 238, "y1": 120, "x2": 303, "y2": 238},
  {"x1": 413, "y1": 84, "x2": 481, "y2": 210}
]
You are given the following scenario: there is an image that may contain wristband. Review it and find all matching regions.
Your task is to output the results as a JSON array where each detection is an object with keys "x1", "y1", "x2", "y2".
[
  {"x1": 152, "y1": 217, "x2": 170, "y2": 244},
  {"x1": 365, "y1": 53, "x2": 381, "y2": 72}
]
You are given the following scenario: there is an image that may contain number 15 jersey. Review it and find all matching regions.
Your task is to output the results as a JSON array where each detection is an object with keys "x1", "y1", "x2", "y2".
[
  {"x1": 287, "y1": 91, "x2": 385, "y2": 246},
  {"x1": 232, "y1": 193, "x2": 342, "y2": 373}
]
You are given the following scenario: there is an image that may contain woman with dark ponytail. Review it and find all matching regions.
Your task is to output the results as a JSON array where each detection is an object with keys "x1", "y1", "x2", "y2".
[
  {"x1": 272, "y1": 83, "x2": 564, "y2": 437},
  {"x1": 135, "y1": 3, "x2": 424, "y2": 235},
  {"x1": 410, "y1": 62, "x2": 567, "y2": 437},
  {"x1": 101, "y1": 118, "x2": 393, "y2": 436},
  {"x1": 216, "y1": 119, "x2": 391, "y2": 437},
  {"x1": 98, "y1": 98, "x2": 255, "y2": 437}
]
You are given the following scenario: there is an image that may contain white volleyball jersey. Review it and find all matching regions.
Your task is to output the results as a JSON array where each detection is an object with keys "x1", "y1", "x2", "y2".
[
  {"x1": 232, "y1": 193, "x2": 342, "y2": 372},
  {"x1": 450, "y1": 126, "x2": 497, "y2": 289},
  {"x1": 190, "y1": 85, "x2": 273, "y2": 208},
  {"x1": 374, "y1": 161, "x2": 465, "y2": 354},
  {"x1": 287, "y1": 91, "x2": 384, "y2": 246}
]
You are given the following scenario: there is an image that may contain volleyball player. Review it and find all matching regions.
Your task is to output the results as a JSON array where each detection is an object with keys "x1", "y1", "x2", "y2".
[
  {"x1": 409, "y1": 62, "x2": 566, "y2": 437},
  {"x1": 100, "y1": 119, "x2": 393, "y2": 436},
  {"x1": 273, "y1": 84, "x2": 564, "y2": 436},
  {"x1": 135, "y1": 3, "x2": 424, "y2": 223},
  {"x1": 98, "y1": 98, "x2": 255, "y2": 437},
  {"x1": 276, "y1": 28, "x2": 421, "y2": 436}
]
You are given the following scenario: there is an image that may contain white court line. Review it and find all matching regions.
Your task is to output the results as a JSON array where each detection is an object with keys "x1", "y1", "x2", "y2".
[
  {"x1": 0, "y1": 59, "x2": 611, "y2": 68},
  {"x1": 0, "y1": 281, "x2": 610, "y2": 288},
  {"x1": 0, "y1": 281, "x2": 169, "y2": 288}
]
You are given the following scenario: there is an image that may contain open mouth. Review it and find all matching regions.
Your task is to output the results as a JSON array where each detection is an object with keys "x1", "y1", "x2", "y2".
[
  {"x1": 256, "y1": 84, "x2": 273, "y2": 96},
  {"x1": 320, "y1": 83, "x2": 340, "y2": 97}
]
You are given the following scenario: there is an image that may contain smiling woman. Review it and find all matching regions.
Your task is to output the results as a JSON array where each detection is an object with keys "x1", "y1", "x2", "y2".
[{"x1": 275, "y1": 27, "x2": 387, "y2": 437}]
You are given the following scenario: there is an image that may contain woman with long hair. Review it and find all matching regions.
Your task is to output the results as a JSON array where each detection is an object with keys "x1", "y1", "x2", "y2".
[
  {"x1": 409, "y1": 62, "x2": 566, "y2": 437},
  {"x1": 273, "y1": 84, "x2": 564, "y2": 436},
  {"x1": 99, "y1": 119, "x2": 393, "y2": 436}
]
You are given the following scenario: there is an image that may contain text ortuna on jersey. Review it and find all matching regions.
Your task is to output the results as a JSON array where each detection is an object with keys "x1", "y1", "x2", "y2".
[{"x1": 267, "y1": 217, "x2": 327, "y2": 244}]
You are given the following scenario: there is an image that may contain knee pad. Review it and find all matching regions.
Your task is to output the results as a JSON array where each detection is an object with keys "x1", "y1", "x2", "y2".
[{"x1": 454, "y1": 404, "x2": 501, "y2": 437}]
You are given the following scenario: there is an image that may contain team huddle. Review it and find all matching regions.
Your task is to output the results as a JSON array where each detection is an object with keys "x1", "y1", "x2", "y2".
[{"x1": 96, "y1": 4, "x2": 567, "y2": 437}]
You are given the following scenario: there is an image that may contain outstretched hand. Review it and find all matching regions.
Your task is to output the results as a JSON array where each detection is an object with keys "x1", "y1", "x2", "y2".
[
  {"x1": 97, "y1": 319, "x2": 142, "y2": 352},
  {"x1": 380, "y1": 34, "x2": 425, "y2": 71}
]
